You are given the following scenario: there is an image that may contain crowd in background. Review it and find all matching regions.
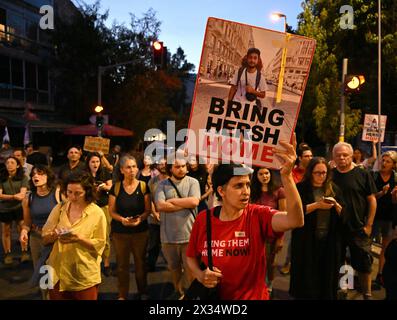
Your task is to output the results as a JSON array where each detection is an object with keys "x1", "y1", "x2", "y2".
[{"x1": 0, "y1": 138, "x2": 396, "y2": 300}]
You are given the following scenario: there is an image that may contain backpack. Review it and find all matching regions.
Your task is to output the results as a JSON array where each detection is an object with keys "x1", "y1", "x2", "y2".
[
  {"x1": 113, "y1": 180, "x2": 146, "y2": 197},
  {"x1": 233, "y1": 67, "x2": 262, "y2": 107}
]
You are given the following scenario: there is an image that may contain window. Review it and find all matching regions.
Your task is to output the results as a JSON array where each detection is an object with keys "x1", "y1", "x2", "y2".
[
  {"x1": 11, "y1": 58, "x2": 23, "y2": 87},
  {"x1": 38, "y1": 65, "x2": 48, "y2": 91},
  {"x1": 0, "y1": 8, "x2": 6, "y2": 41},
  {"x1": 25, "y1": 20, "x2": 37, "y2": 42},
  {"x1": 0, "y1": 54, "x2": 10, "y2": 99},
  {"x1": 25, "y1": 62, "x2": 36, "y2": 89}
]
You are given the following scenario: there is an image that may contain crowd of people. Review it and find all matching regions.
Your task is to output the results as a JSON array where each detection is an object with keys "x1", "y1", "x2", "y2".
[{"x1": 0, "y1": 137, "x2": 396, "y2": 300}]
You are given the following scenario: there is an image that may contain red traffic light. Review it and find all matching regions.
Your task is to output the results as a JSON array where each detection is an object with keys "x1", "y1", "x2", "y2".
[{"x1": 153, "y1": 41, "x2": 163, "y2": 51}]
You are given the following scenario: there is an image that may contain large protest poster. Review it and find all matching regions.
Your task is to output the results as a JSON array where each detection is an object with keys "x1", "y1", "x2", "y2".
[
  {"x1": 362, "y1": 114, "x2": 387, "y2": 142},
  {"x1": 187, "y1": 17, "x2": 316, "y2": 169}
]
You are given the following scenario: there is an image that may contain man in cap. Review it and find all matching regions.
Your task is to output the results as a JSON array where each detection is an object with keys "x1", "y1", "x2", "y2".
[{"x1": 186, "y1": 136, "x2": 304, "y2": 300}]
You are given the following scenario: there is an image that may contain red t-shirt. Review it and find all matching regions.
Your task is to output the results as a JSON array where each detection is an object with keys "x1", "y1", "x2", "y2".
[
  {"x1": 186, "y1": 204, "x2": 281, "y2": 300},
  {"x1": 292, "y1": 166, "x2": 305, "y2": 184}
]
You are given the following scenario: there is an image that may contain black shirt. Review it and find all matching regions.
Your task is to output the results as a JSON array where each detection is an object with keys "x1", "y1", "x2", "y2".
[
  {"x1": 332, "y1": 166, "x2": 377, "y2": 232},
  {"x1": 92, "y1": 168, "x2": 112, "y2": 208},
  {"x1": 27, "y1": 151, "x2": 48, "y2": 166},
  {"x1": 187, "y1": 170, "x2": 207, "y2": 197},
  {"x1": 58, "y1": 161, "x2": 87, "y2": 182},
  {"x1": 373, "y1": 171, "x2": 396, "y2": 221},
  {"x1": 109, "y1": 181, "x2": 149, "y2": 234}
]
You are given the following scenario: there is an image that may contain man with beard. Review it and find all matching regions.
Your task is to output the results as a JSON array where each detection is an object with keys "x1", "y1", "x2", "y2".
[
  {"x1": 228, "y1": 47, "x2": 268, "y2": 109},
  {"x1": 147, "y1": 157, "x2": 168, "y2": 272},
  {"x1": 58, "y1": 146, "x2": 87, "y2": 182},
  {"x1": 332, "y1": 142, "x2": 377, "y2": 300},
  {"x1": 155, "y1": 153, "x2": 200, "y2": 299}
]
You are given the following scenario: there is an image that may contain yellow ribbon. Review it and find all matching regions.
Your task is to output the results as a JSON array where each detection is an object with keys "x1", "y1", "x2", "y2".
[{"x1": 276, "y1": 33, "x2": 291, "y2": 103}]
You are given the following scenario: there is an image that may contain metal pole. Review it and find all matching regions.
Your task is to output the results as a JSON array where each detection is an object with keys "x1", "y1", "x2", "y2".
[
  {"x1": 98, "y1": 66, "x2": 102, "y2": 106},
  {"x1": 339, "y1": 58, "x2": 348, "y2": 142},
  {"x1": 284, "y1": 16, "x2": 287, "y2": 33},
  {"x1": 377, "y1": 0, "x2": 382, "y2": 158}
]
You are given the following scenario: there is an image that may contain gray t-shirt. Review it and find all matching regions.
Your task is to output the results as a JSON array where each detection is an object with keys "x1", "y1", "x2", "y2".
[{"x1": 155, "y1": 176, "x2": 200, "y2": 244}]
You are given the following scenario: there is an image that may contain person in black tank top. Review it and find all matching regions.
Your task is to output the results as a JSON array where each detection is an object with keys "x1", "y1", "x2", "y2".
[{"x1": 109, "y1": 155, "x2": 151, "y2": 300}]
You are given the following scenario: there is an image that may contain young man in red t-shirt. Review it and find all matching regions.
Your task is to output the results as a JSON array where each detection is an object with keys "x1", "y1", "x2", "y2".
[{"x1": 186, "y1": 137, "x2": 304, "y2": 300}]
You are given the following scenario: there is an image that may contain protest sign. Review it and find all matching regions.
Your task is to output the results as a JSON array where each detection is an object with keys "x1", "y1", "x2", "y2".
[
  {"x1": 83, "y1": 136, "x2": 110, "y2": 154},
  {"x1": 187, "y1": 17, "x2": 316, "y2": 169},
  {"x1": 362, "y1": 114, "x2": 387, "y2": 142}
]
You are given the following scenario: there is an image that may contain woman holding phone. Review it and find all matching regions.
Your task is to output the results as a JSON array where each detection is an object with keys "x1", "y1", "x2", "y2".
[
  {"x1": 109, "y1": 155, "x2": 150, "y2": 300},
  {"x1": 289, "y1": 157, "x2": 344, "y2": 300},
  {"x1": 41, "y1": 173, "x2": 107, "y2": 300}
]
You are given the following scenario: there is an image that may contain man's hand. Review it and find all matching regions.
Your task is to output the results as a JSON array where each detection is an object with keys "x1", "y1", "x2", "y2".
[
  {"x1": 198, "y1": 267, "x2": 223, "y2": 289},
  {"x1": 20, "y1": 229, "x2": 29, "y2": 245},
  {"x1": 272, "y1": 133, "x2": 297, "y2": 176}
]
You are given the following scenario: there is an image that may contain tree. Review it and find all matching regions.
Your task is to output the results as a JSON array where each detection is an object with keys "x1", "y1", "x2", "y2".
[
  {"x1": 297, "y1": 0, "x2": 397, "y2": 150},
  {"x1": 52, "y1": 1, "x2": 194, "y2": 149}
]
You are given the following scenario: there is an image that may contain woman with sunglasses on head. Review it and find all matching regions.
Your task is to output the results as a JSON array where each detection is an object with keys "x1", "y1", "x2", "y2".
[
  {"x1": 41, "y1": 173, "x2": 107, "y2": 300},
  {"x1": 289, "y1": 157, "x2": 344, "y2": 300}
]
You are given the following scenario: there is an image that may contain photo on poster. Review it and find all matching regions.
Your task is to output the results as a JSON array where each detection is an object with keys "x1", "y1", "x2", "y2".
[{"x1": 187, "y1": 17, "x2": 316, "y2": 169}]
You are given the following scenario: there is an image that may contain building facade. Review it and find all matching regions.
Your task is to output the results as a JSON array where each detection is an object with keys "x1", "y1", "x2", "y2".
[
  {"x1": 0, "y1": 0, "x2": 79, "y2": 145},
  {"x1": 200, "y1": 19, "x2": 255, "y2": 82}
]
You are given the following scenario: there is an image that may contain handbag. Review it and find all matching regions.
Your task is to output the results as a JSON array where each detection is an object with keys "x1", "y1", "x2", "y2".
[{"x1": 183, "y1": 209, "x2": 219, "y2": 300}]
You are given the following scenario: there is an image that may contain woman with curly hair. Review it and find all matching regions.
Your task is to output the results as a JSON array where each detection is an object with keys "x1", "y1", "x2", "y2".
[{"x1": 42, "y1": 173, "x2": 107, "y2": 300}]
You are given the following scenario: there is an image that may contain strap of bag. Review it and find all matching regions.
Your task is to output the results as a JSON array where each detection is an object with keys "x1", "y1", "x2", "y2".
[
  {"x1": 114, "y1": 181, "x2": 121, "y2": 197},
  {"x1": 206, "y1": 209, "x2": 213, "y2": 270},
  {"x1": 168, "y1": 178, "x2": 196, "y2": 219}
]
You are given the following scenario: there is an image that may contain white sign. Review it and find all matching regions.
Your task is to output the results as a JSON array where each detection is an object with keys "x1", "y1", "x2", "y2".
[
  {"x1": 362, "y1": 114, "x2": 387, "y2": 142},
  {"x1": 187, "y1": 17, "x2": 316, "y2": 169}
]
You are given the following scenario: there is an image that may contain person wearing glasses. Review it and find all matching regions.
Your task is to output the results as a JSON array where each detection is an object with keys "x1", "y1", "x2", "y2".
[{"x1": 289, "y1": 157, "x2": 344, "y2": 299}]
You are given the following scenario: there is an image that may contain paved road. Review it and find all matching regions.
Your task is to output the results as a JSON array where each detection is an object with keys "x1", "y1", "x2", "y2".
[{"x1": 0, "y1": 226, "x2": 385, "y2": 300}]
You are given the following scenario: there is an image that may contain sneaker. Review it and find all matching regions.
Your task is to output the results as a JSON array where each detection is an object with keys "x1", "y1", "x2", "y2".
[
  {"x1": 280, "y1": 263, "x2": 290, "y2": 275},
  {"x1": 20, "y1": 251, "x2": 31, "y2": 263},
  {"x1": 4, "y1": 253, "x2": 13, "y2": 265}
]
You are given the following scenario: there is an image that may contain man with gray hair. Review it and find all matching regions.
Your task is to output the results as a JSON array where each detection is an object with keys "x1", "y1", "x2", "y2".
[{"x1": 332, "y1": 142, "x2": 377, "y2": 300}]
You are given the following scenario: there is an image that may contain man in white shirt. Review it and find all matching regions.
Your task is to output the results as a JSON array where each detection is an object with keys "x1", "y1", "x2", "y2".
[
  {"x1": 13, "y1": 148, "x2": 33, "y2": 179},
  {"x1": 228, "y1": 47, "x2": 268, "y2": 108}
]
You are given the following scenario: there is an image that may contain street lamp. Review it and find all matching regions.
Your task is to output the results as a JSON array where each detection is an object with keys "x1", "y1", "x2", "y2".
[{"x1": 271, "y1": 12, "x2": 287, "y2": 33}]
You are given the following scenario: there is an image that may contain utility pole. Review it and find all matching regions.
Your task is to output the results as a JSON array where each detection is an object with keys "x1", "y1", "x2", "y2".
[{"x1": 339, "y1": 58, "x2": 348, "y2": 142}]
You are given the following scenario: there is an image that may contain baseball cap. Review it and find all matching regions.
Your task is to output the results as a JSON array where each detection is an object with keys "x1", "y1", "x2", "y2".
[{"x1": 212, "y1": 163, "x2": 254, "y2": 192}]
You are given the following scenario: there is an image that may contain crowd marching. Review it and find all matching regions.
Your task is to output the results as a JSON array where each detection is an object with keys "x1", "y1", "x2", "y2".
[{"x1": 0, "y1": 137, "x2": 396, "y2": 300}]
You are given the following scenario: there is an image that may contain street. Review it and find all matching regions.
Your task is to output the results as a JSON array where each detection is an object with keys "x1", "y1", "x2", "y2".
[{"x1": 0, "y1": 226, "x2": 385, "y2": 300}]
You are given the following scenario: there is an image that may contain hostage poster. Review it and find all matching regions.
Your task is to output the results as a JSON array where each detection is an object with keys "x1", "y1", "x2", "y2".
[
  {"x1": 362, "y1": 114, "x2": 387, "y2": 143},
  {"x1": 187, "y1": 17, "x2": 316, "y2": 169}
]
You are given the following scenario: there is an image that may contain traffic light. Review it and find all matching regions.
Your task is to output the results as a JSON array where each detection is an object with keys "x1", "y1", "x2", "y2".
[
  {"x1": 152, "y1": 41, "x2": 164, "y2": 66},
  {"x1": 96, "y1": 114, "x2": 104, "y2": 129},
  {"x1": 344, "y1": 75, "x2": 365, "y2": 93}
]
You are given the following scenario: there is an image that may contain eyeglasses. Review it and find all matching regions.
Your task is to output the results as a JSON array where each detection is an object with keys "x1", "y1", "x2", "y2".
[{"x1": 312, "y1": 171, "x2": 327, "y2": 176}]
